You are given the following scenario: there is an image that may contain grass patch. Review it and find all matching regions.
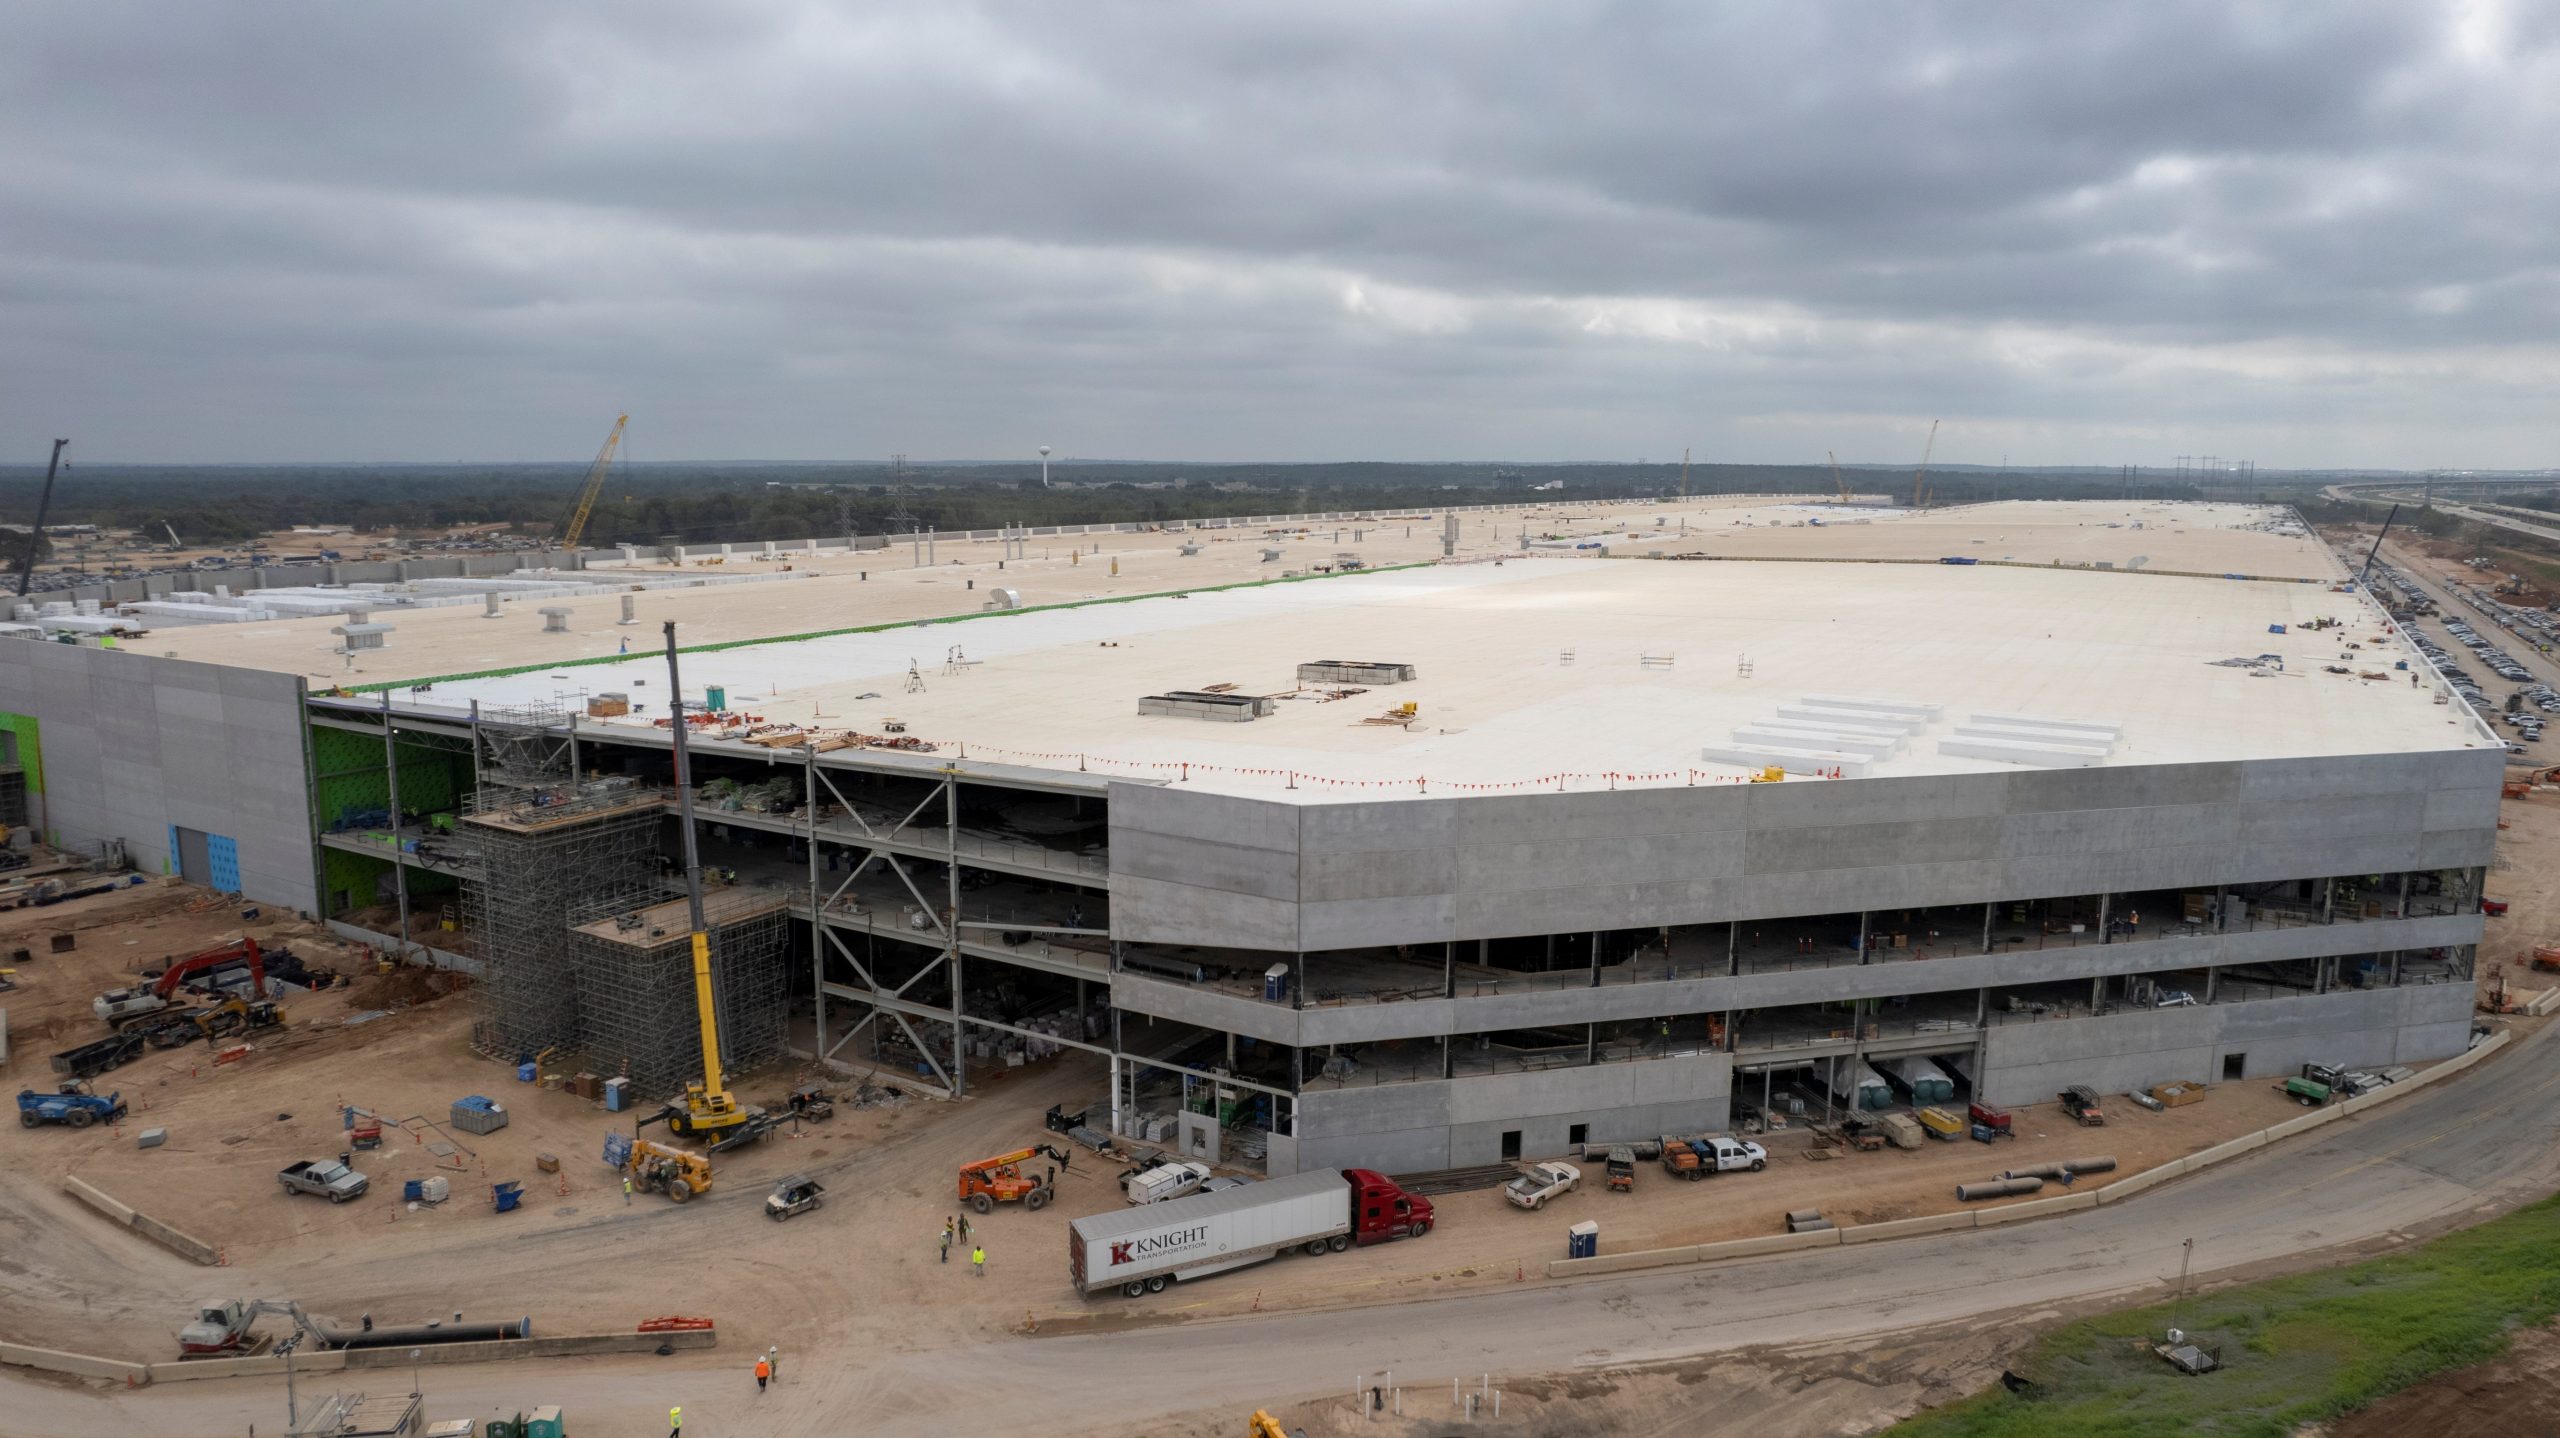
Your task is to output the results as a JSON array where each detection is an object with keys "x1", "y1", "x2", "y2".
[{"x1": 1889, "y1": 1192, "x2": 2560, "y2": 1438}]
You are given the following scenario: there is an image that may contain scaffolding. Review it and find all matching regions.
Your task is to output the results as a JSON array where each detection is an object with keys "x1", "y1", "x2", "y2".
[
  {"x1": 571, "y1": 886, "x2": 793, "y2": 1099},
  {"x1": 459, "y1": 779, "x2": 665, "y2": 1060},
  {"x1": 476, "y1": 700, "x2": 575, "y2": 788}
]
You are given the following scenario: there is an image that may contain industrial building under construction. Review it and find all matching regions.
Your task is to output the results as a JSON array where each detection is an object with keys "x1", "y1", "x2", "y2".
[{"x1": 0, "y1": 498, "x2": 2500, "y2": 1173}]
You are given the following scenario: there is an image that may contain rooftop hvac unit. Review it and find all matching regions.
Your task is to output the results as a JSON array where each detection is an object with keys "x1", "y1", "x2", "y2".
[
  {"x1": 1138, "y1": 691, "x2": 1278, "y2": 722},
  {"x1": 1297, "y1": 660, "x2": 1418, "y2": 685},
  {"x1": 331, "y1": 622, "x2": 393, "y2": 651},
  {"x1": 981, "y1": 587, "x2": 1023, "y2": 611}
]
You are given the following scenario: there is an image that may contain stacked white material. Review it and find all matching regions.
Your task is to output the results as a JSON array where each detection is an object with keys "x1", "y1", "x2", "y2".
[
  {"x1": 1939, "y1": 709, "x2": 2121, "y2": 767},
  {"x1": 1700, "y1": 744, "x2": 1872, "y2": 778}
]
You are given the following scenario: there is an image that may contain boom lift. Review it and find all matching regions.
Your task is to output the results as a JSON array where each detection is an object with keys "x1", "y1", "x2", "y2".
[
  {"x1": 559, "y1": 414, "x2": 628, "y2": 550},
  {"x1": 632, "y1": 622, "x2": 771, "y2": 1152},
  {"x1": 958, "y1": 1142, "x2": 1071, "y2": 1213}
]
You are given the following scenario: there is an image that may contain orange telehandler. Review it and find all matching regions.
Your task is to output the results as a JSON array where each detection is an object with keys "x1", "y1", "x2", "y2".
[{"x1": 957, "y1": 1142, "x2": 1070, "y2": 1214}]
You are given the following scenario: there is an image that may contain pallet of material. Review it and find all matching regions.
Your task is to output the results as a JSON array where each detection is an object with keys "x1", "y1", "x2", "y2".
[{"x1": 2150, "y1": 1081, "x2": 2209, "y2": 1107}]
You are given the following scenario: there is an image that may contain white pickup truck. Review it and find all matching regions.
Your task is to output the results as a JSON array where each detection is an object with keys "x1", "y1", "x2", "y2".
[
  {"x1": 1123, "y1": 1160, "x2": 1213, "y2": 1206},
  {"x1": 1503, "y1": 1160, "x2": 1581, "y2": 1210}
]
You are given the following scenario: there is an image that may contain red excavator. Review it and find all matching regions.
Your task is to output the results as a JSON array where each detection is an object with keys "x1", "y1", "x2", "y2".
[
  {"x1": 151, "y1": 938, "x2": 270, "y2": 1001},
  {"x1": 957, "y1": 1143, "x2": 1070, "y2": 1214}
]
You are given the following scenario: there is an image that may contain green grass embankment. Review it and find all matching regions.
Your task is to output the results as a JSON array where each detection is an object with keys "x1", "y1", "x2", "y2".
[{"x1": 1890, "y1": 1192, "x2": 2560, "y2": 1438}]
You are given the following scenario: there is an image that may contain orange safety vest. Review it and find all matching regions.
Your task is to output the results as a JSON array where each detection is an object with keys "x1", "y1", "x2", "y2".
[{"x1": 756, "y1": 1359, "x2": 771, "y2": 1379}]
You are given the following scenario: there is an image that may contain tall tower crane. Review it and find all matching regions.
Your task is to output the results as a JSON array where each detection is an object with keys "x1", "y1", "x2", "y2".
[
  {"x1": 1678, "y1": 448, "x2": 1691, "y2": 498},
  {"x1": 1827, "y1": 450, "x2": 1851, "y2": 505},
  {"x1": 1909, "y1": 419, "x2": 1940, "y2": 508},
  {"x1": 560, "y1": 414, "x2": 628, "y2": 550}
]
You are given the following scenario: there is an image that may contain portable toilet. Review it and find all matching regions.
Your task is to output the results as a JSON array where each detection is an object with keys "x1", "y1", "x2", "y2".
[
  {"x1": 1567, "y1": 1220, "x2": 1599, "y2": 1260},
  {"x1": 705, "y1": 684, "x2": 728, "y2": 713},
  {"x1": 1264, "y1": 963, "x2": 1292, "y2": 1002}
]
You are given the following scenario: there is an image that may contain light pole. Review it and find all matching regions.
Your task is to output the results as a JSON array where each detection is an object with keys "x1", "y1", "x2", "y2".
[
  {"x1": 1038, "y1": 445, "x2": 1051, "y2": 489},
  {"x1": 408, "y1": 1346, "x2": 423, "y2": 1401}
]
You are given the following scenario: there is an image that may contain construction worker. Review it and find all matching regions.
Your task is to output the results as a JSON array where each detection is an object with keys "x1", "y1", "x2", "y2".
[
  {"x1": 957, "y1": 1212, "x2": 972, "y2": 1245},
  {"x1": 766, "y1": 1344, "x2": 779, "y2": 1381},
  {"x1": 972, "y1": 1243, "x2": 986, "y2": 1277},
  {"x1": 940, "y1": 1225, "x2": 951, "y2": 1264},
  {"x1": 668, "y1": 1406, "x2": 681, "y2": 1436},
  {"x1": 622, "y1": 1175, "x2": 632, "y2": 1206},
  {"x1": 755, "y1": 1353, "x2": 771, "y2": 1392}
]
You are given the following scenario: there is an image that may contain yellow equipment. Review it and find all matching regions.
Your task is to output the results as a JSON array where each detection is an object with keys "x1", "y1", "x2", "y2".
[
  {"x1": 643, "y1": 621, "x2": 763, "y2": 1148},
  {"x1": 1828, "y1": 450, "x2": 1851, "y2": 504},
  {"x1": 1909, "y1": 418, "x2": 1939, "y2": 508},
  {"x1": 1749, "y1": 765, "x2": 1786, "y2": 783},
  {"x1": 1248, "y1": 1412, "x2": 1293, "y2": 1438},
  {"x1": 560, "y1": 414, "x2": 628, "y2": 550},
  {"x1": 623, "y1": 1137, "x2": 713, "y2": 1204}
]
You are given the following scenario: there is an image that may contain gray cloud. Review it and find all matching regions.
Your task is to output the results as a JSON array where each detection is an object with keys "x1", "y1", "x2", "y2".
[{"x1": 1, "y1": 1, "x2": 2552, "y2": 465}]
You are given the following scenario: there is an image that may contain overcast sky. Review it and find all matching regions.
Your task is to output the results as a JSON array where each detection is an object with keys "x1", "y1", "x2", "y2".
[{"x1": 4, "y1": 3, "x2": 2554, "y2": 468}]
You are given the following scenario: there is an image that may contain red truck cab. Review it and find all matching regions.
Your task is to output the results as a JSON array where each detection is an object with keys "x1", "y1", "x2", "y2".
[{"x1": 1346, "y1": 1168, "x2": 1433, "y2": 1242}]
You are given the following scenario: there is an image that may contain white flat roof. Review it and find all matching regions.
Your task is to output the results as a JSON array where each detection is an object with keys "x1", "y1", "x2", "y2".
[{"x1": 398, "y1": 541, "x2": 2494, "y2": 802}]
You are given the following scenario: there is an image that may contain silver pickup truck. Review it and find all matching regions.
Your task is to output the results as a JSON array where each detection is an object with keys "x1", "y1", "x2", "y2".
[{"x1": 278, "y1": 1158, "x2": 368, "y2": 1203}]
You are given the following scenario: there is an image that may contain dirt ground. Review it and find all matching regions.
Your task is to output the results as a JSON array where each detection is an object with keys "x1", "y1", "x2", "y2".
[
  {"x1": 1165, "y1": 1326, "x2": 2026, "y2": 1438},
  {"x1": 2318, "y1": 1318, "x2": 2560, "y2": 1437}
]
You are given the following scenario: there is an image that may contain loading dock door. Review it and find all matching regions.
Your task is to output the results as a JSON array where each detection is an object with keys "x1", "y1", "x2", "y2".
[{"x1": 172, "y1": 826, "x2": 213, "y2": 887}]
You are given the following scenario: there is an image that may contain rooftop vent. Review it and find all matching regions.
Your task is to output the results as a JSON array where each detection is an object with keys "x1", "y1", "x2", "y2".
[
  {"x1": 331, "y1": 622, "x2": 392, "y2": 652},
  {"x1": 1139, "y1": 691, "x2": 1278, "y2": 722},
  {"x1": 1297, "y1": 660, "x2": 1417, "y2": 685}
]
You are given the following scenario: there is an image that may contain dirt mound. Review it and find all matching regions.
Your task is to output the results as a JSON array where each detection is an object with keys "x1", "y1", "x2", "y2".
[{"x1": 344, "y1": 964, "x2": 471, "y2": 1011}]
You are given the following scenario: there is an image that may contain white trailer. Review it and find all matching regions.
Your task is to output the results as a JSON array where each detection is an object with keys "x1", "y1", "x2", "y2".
[{"x1": 1067, "y1": 1167, "x2": 1433, "y2": 1298}]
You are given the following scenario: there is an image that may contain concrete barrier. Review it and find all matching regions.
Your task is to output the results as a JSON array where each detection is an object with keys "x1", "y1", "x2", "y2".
[
  {"x1": 63, "y1": 1174, "x2": 220, "y2": 1265},
  {"x1": 1973, "y1": 1190, "x2": 2099, "y2": 1227},
  {"x1": 147, "y1": 1350, "x2": 350, "y2": 1384},
  {"x1": 130, "y1": 1212, "x2": 220, "y2": 1266},
  {"x1": 0, "y1": 1341, "x2": 149, "y2": 1384},
  {"x1": 2094, "y1": 1157, "x2": 2188, "y2": 1204},
  {"x1": 61, "y1": 1174, "x2": 138, "y2": 1226},
  {"x1": 1690, "y1": 1228, "x2": 1843, "y2": 1262},
  {"x1": 2263, "y1": 1105, "x2": 2348, "y2": 1142},
  {"x1": 1840, "y1": 1210, "x2": 1978, "y2": 1245},
  {"x1": 2183, "y1": 1131, "x2": 2270, "y2": 1168},
  {"x1": 1545, "y1": 1245, "x2": 1703, "y2": 1278}
]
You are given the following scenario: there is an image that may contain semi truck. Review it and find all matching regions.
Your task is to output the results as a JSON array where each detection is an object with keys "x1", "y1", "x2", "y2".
[{"x1": 1068, "y1": 1167, "x2": 1433, "y2": 1298}]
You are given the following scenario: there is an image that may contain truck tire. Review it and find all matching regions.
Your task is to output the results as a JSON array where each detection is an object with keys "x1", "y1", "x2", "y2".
[
  {"x1": 1025, "y1": 1187, "x2": 1050, "y2": 1211},
  {"x1": 19, "y1": 1109, "x2": 37, "y2": 1128},
  {"x1": 1327, "y1": 1234, "x2": 1350, "y2": 1253},
  {"x1": 668, "y1": 1183, "x2": 693, "y2": 1204},
  {"x1": 1303, "y1": 1239, "x2": 1328, "y2": 1256},
  {"x1": 330, "y1": 1191, "x2": 347, "y2": 1203},
  {"x1": 1751, "y1": 1159, "x2": 1766, "y2": 1172},
  {"x1": 67, "y1": 1108, "x2": 92, "y2": 1129},
  {"x1": 971, "y1": 1193, "x2": 994, "y2": 1215},
  {"x1": 1410, "y1": 1217, "x2": 1431, "y2": 1236},
  {"x1": 1123, "y1": 1280, "x2": 1147, "y2": 1298},
  {"x1": 1146, "y1": 1275, "x2": 1168, "y2": 1294}
]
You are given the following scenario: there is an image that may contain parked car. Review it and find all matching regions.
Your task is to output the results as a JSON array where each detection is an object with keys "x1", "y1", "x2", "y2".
[
  {"x1": 278, "y1": 1158, "x2": 369, "y2": 1203},
  {"x1": 1504, "y1": 1160, "x2": 1581, "y2": 1210}
]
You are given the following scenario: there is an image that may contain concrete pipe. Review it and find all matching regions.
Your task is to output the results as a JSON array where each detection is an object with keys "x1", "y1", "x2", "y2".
[
  {"x1": 2000, "y1": 1164, "x2": 2070, "y2": 1182},
  {"x1": 309, "y1": 1313, "x2": 531, "y2": 1350},
  {"x1": 2061, "y1": 1156, "x2": 2118, "y2": 1175},
  {"x1": 1786, "y1": 1215, "x2": 1833, "y2": 1233},
  {"x1": 1956, "y1": 1177, "x2": 2044, "y2": 1201}
]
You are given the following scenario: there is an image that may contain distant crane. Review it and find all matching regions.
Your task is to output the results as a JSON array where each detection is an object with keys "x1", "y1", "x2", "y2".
[
  {"x1": 1827, "y1": 451, "x2": 1851, "y2": 505},
  {"x1": 13, "y1": 439, "x2": 68, "y2": 599},
  {"x1": 560, "y1": 414, "x2": 629, "y2": 550},
  {"x1": 1678, "y1": 447, "x2": 1691, "y2": 498},
  {"x1": 163, "y1": 522, "x2": 182, "y2": 551},
  {"x1": 1909, "y1": 419, "x2": 1940, "y2": 508},
  {"x1": 2358, "y1": 503, "x2": 2402, "y2": 587}
]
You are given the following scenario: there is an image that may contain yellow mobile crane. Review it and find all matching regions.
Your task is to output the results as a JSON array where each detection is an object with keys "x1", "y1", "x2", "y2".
[
  {"x1": 634, "y1": 621, "x2": 771, "y2": 1152},
  {"x1": 560, "y1": 414, "x2": 628, "y2": 550}
]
